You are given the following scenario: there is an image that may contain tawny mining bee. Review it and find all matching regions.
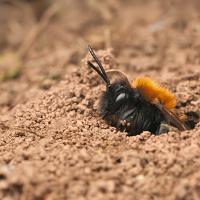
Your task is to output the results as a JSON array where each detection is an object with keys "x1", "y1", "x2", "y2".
[{"x1": 87, "y1": 45, "x2": 187, "y2": 136}]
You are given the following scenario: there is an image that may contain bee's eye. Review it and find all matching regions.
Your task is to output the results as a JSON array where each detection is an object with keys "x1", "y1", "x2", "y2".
[{"x1": 115, "y1": 93, "x2": 128, "y2": 103}]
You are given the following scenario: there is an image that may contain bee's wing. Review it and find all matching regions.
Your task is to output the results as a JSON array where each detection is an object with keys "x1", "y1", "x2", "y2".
[{"x1": 155, "y1": 103, "x2": 187, "y2": 131}]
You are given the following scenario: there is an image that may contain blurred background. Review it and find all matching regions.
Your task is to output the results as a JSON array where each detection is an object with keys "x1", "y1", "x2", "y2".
[{"x1": 0, "y1": 0, "x2": 200, "y2": 116}]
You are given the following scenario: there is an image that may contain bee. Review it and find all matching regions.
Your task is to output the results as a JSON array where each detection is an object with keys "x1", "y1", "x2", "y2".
[{"x1": 87, "y1": 45, "x2": 187, "y2": 136}]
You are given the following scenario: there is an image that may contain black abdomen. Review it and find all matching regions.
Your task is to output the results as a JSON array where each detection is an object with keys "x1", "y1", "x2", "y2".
[
  {"x1": 100, "y1": 86, "x2": 165, "y2": 136},
  {"x1": 117, "y1": 102, "x2": 164, "y2": 135}
]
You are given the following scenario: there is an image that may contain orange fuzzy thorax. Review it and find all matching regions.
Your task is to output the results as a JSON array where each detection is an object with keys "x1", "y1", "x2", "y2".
[{"x1": 132, "y1": 77, "x2": 176, "y2": 110}]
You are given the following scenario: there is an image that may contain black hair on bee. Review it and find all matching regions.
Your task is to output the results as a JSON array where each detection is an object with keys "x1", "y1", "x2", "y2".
[{"x1": 87, "y1": 45, "x2": 187, "y2": 136}]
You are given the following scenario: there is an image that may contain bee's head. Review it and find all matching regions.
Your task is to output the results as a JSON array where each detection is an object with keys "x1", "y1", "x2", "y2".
[
  {"x1": 87, "y1": 45, "x2": 131, "y2": 89},
  {"x1": 87, "y1": 45, "x2": 141, "y2": 115}
]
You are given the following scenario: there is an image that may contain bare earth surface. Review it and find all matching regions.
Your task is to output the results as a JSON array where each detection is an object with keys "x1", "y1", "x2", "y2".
[{"x1": 0, "y1": 1, "x2": 200, "y2": 200}]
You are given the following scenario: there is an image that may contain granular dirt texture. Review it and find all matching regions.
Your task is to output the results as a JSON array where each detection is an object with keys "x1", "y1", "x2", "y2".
[
  {"x1": 1, "y1": 1, "x2": 200, "y2": 200},
  {"x1": 1, "y1": 49, "x2": 200, "y2": 200}
]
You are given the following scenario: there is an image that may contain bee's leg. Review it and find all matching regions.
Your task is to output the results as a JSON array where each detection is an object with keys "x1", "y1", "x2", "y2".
[
  {"x1": 118, "y1": 119, "x2": 128, "y2": 129},
  {"x1": 118, "y1": 118, "x2": 138, "y2": 136},
  {"x1": 157, "y1": 121, "x2": 179, "y2": 135},
  {"x1": 117, "y1": 119, "x2": 131, "y2": 134}
]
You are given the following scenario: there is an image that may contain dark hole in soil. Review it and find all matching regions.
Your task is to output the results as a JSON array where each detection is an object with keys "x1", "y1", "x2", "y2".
[
  {"x1": 185, "y1": 111, "x2": 200, "y2": 129},
  {"x1": 114, "y1": 157, "x2": 122, "y2": 164},
  {"x1": 0, "y1": 174, "x2": 6, "y2": 180},
  {"x1": 12, "y1": 183, "x2": 23, "y2": 194}
]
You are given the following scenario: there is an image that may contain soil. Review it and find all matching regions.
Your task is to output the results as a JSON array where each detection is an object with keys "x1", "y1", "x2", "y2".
[{"x1": 0, "y1": 1, "x2": 200, "y2": 200}]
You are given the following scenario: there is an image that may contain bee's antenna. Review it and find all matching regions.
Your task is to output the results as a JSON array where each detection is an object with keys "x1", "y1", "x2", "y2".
[
  {"x1": 87, "y1": 45, "x2": 111, "y2": 87},
  {"x1": 87, "y1": 61, "x2": 110, "y2": 87}
]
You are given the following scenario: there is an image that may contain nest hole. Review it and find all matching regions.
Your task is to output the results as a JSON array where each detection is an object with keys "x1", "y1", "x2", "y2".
[{"x1": 184, "y1": 111, "x2": 200, "y2": 130}]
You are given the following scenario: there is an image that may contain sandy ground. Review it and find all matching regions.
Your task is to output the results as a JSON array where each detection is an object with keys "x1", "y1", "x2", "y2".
[{"x1": 0, "y1": 0, "x2": 200, "y2": 199}]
